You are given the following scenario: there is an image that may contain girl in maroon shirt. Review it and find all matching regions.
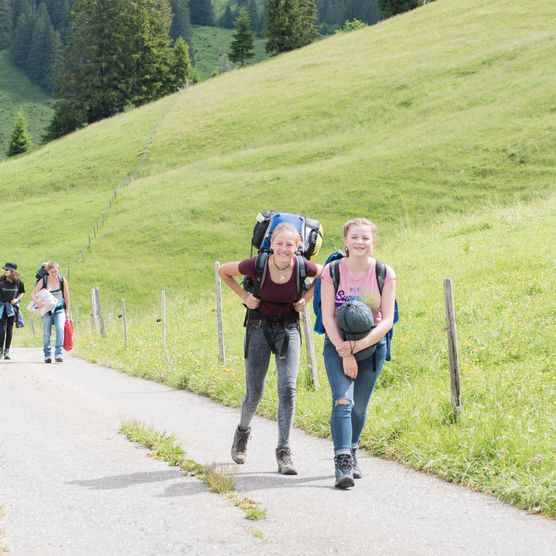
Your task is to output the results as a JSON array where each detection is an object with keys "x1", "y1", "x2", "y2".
[{"x1": 219, "y1": 223, "x2": 321, "y2": 475}]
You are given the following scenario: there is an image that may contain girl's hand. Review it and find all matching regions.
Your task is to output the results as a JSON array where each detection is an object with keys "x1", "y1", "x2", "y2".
[
  {"x1": 336, "y1": 340, "x2": 356, "y2": 358},
  {"x1": 343, "y1": 355, "x2": 358, "y2": 380},
  {"x1": 293, "y1": 298, "x2": 306, "y2": 312},
  {"x1": 243, "y1": 293, "x2": 260, "y2": 310}
]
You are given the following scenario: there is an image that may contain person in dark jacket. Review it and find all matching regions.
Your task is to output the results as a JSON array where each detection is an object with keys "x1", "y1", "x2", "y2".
[{"x1": 0, "y1": 262, "x2": 25, "y2": 360}]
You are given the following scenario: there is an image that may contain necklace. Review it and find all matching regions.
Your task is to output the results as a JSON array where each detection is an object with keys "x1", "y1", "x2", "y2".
[{"x1": 272, "y1": 256, "x2": 292, "y2": 281}]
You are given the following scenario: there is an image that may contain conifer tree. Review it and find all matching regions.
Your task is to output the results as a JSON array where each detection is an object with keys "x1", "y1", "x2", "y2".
[
  {"x1": 26, "y1": 3, "x2": 50, "y2": 83},
  {"x1": 377, "y1": 0, "x2": 419, "y2": 18},
  {"x1": 12, "y1": 0, "x2": 35, "y2": 28},
  {"x1": 125, "y1": 0, "x2": 175, "y2": 105},
  {"x1": 47, "y1": 0, "x2": 179, "y2": 138},
  {"x1": 44, "y1": 0, "x2": 74, "y2": 36},
  {"x1": 229, "y1": 7, "x2": 254, "y2": 67},
  {"x1": 0, "y1": 0, "x2": 13, "y2": 49},
  {"x1": 266, "y1": 0, "x2": 318, "y2": 55},
  {"x1": 189, "y1": 0, "x2": 214, "y2": 26},
  {"x1": 170, "y1": 37, "x2": 193, "y2": 89},
  {"x1": 220, "y1": 5, "x2": 235, "y2": 29},
  {"x1": 40, "y1": 22, "x2": 62, "y2": 92},
  {"x1": 9, "y1": 10, "x2": 35, "y2": 69},
  {"x1": 7, "y1": 111, "x2": 32, "y2": 157},
  {"x1": 297, "y1": 0, "x2": 319, "y2": 45},
  {"x1": 247, "y1": 0, "x2": 259, "y2": 32},
  {"x1": 170, "y1": 0, "x2": 191, "y2": 41}
]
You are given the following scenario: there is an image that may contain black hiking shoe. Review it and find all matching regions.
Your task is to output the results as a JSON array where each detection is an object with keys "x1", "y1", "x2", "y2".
[
  {"x1": 45, "y1": 357, "x2": 52, "y2": 364},
  {"x1": 55, "y1": 356, "x2": 63, "y2": 363},
  {"x1": 334, "y1": 454, "x2": 355, "y2": 489},
  {"x1": 231, "y1": 426, "x2": 250, "y2": 464},
  {"x1": 3, "y1": 350, "x2": 10, "y2": 360},
  {"x1": 352, "y1": 448, "x2": 362, "y2": 479},
  {"x1": 275, "y1": 447, "x2": 298, "y2": 475}
]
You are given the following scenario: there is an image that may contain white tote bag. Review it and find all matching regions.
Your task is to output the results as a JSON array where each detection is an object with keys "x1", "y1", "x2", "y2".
[{"x1": 27, "y1": 288, "x2": 58, "y2": 316}]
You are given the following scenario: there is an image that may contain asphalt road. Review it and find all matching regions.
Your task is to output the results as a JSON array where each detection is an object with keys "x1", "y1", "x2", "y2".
[{"x1": 1, "y1": 348, "x2": 554, "y2": 555}]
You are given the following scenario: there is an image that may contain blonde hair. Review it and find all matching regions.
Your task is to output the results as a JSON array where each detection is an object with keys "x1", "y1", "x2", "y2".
[
  {"x1": 343, "y1": 218, "x2": 377, "y2": 240},
  {"x1": 46, "y1": 261, "x2": 59, "y2": 271},
  {"x1": 270, "y1": 223, "x2": 302, "y2": 248}
]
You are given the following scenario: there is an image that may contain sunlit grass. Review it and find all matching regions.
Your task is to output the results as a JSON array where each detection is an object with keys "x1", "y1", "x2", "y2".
[{"x1": 120, "y1": 420, "x2": 266, "y2": 519}]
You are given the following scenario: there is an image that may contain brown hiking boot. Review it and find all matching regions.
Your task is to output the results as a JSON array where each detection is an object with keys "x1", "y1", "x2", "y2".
[
  {"x1": 276, "y1": 447, "x2": 298, "y2": 475},
  {"x1": 231, "y1": 426, "x2": 250, "y2": 464}
]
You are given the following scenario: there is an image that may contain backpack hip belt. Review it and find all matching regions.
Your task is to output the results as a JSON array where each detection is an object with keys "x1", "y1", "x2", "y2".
[{"x1": 245, "y1": 311, "x2": 299, "y2": 359}]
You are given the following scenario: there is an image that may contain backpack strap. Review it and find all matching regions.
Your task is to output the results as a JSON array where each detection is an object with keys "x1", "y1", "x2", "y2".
[
  {"x1": 43, "y1": 274, "x2": 66, "y2": 306},
  {"x1": 251, "y1": 252, "x2": 269, "y2": 298},
  {"x1": 295, "y1": 255, "x2": 308, "y2": 302},
  {"x1": 375, "y1": 260, "x2": 386, "y2": 295},
  {"x1": 330, "y1": 259, "x2": 341, "y2": 293}
]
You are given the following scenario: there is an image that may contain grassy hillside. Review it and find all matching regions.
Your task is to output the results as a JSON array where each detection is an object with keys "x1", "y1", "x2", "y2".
[
  {"x1": 0, "y1": 50, "x2": 53, "y2": 160},
  {"x1": 3, "y1": 0, "x2": 555, "y2": 515},
  {"x1": 190, "y1": 25, "x2": 269, "y2": 80}
]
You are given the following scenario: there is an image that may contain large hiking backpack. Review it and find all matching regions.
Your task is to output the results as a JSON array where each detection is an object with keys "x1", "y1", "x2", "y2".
[
  {"x1": 243, "y1": 211, "x2": 323, "y2": 302},
  {"x1": 251, "y1": 211, "x2": 323, "y2": 259},
  {"x1": 312, "y1": 252, "x2": 399, "y2": 361},
  {"x1": 35, "y1": 263, "x2": 48, "y2": 284}
]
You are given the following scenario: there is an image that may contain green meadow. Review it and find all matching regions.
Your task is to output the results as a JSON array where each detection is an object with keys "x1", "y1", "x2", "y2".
[
  {"x1": 3, "y1": 0, "x2": 555, "y2": 516},
  {"x1": 0, "y1": 50, "x2": 53, "y2": 160}
]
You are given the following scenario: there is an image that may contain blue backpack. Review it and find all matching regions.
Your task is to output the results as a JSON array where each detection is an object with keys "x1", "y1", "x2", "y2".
[{"x1": 313, "y1": 252, "x2": 399, "y2": 361}]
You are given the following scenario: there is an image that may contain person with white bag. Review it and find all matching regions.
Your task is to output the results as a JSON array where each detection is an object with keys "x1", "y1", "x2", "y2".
[{"x1": 31, "y1": 261, "x2": 71, "y2": 363}]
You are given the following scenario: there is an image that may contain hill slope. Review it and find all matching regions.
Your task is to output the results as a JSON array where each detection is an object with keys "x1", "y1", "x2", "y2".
[
  {"x1": 2, "y1": 0, "x2": 555, "y2": 515},
  {"x1": 0, "y1": 50, "x2": 53, "y2": 160}
]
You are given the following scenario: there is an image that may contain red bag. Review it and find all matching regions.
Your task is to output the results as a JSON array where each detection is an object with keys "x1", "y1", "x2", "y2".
[{"x1": 63, "y1": 319, "x2": 74, "y2": 351}]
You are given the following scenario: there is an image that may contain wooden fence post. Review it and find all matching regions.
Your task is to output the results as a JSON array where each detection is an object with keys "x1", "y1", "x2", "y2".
[
  {"x1": 214, "y1": 262, "x2": 226, "y2": 364},
  {"x1": 29, "y1": 315, "x2": 35, "y2": 336},
  {"x1": 91, "y1": 289, "x2": 98, "y2": 332},
  {"x1": 444, "y1": 278, "x2": 461, "y2": 418},
  {"x1": 121, "y1": 299, "x2": 127, "y2": 350},
  {"x1": 302, "y1": 305, "x2": 319, "y2": 390},
  {"x1": 94, "y1": 288, "x2": 106, "y2": 337},
  {"x1": 161, "y1": 290, "x2": 167, "y2": 357}
]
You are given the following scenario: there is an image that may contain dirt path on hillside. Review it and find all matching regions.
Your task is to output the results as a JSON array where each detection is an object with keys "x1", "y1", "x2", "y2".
[{"x1": 1, "y1": 348, "x2": 554, "y2": 555}]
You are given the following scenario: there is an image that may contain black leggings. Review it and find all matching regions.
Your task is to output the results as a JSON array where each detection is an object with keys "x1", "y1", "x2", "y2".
[{"x1": 0, "y1": 314, "x2": 15, "y2": 350}]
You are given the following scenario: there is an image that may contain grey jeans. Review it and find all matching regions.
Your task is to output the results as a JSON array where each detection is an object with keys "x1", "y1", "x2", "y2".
[{"x1": 240, "y1": 321, "x2": 301, "y2": 448}]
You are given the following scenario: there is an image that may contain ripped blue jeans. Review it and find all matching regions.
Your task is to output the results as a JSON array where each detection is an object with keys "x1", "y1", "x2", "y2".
[{"x1": 323, "y1": 337, "x2": 387, "y2": 456}]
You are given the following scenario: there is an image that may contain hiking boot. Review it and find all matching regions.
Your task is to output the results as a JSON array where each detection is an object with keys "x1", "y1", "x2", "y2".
[
  {"x1": 276, "y1": 447, "x2": 298, "y2": 475},
  {"x1": 55, "y1": 356, "x2": 63, "y2": 363},
  {"x1": 45, "y1": 357, "x2": 52, "y2": 364},
  {"x1": 352, "y1": 448, "x2": 362, "y2": 479},
  {"x1": 334, "y1": 454, "x2": 354, "y2": 489},
  {"x1": 231, "y1": 426, "x2": 250, "y2": 464},
  {"x1": 3, "y1": 349, "x2": 10, "y2": 360}
]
